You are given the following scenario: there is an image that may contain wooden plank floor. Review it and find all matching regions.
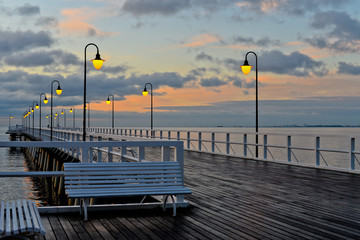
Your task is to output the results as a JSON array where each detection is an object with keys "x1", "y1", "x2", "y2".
[{"x1": 36, "y1": 150, "x2": 360, "y2": 239}]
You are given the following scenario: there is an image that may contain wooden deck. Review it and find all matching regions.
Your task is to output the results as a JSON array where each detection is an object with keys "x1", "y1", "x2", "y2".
[{"x1": 36, "y1": 151, "x2": 360, "y2": 239}]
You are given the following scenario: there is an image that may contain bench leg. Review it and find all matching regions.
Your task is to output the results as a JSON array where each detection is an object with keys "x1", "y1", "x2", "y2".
[
  {"x1": 163, "y1": 195, "x2": 177, "y2": 216},
  {"x1": 80, "y1": 198, "x2": 88, "y2": 221}
]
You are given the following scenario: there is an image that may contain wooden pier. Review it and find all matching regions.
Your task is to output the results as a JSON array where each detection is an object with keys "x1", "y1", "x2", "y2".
[{"x1": 37, "y1": 150, "x2": 360, "y2": 239}]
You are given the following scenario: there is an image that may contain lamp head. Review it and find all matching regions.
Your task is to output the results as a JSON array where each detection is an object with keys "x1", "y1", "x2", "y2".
[
  {"x1": 44, "y1": 96, "x2": 48, "y2": 104},
  {"x1": 106, "y1": 97, "x2": 110, "y2": 104},
  {"x1": 70, "y1": 108, "x2": 73, "y2": 113},
  {"x1": 46, "y1": 115, "x2": 49, "y2": 118},
  {"x1": 240, "y1": 59, "x2": 252, "y2": 75},
  {"x1": 56, "y1": 85, "x2": 62, "y2": 95},
  {"x1": 10, "y1": 116, "x2": 13, "y2": 119},
  {"x1": 142, "y1": 87, "x2": 148, "y2": 96},
  {"x1": 61, "y1": 111, "x2": 64, "y2": 115},
  {"x1": 31, "y1": 108, "x2": 34, "y2": 113},
  {"x1": 55, "y1": 112, "x2": 58, "y2": 116},
  {"x1": 36, "y1": 104, "x2": 39, "y2": 109},
  {"x1": 91, "y1": 53, "x2": 105, "y2": 70}
]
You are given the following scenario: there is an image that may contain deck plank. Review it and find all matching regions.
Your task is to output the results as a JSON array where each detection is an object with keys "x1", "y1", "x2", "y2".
[{"x1": 39, "y1": 149, "x2": 360, "y2": 239}]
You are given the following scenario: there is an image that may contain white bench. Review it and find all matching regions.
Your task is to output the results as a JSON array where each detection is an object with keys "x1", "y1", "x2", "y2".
[
  {"x1": 0, "y1": 199, "x2": 46, "y2": 237},
  {"x1": 64, "y1": 161, "x2": 192, "y2": 220}
]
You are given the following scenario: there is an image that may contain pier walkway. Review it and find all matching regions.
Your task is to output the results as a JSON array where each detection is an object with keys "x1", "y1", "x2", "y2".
[{"x1": 37, "y1": 149, "x2": 360, "y2": 239}]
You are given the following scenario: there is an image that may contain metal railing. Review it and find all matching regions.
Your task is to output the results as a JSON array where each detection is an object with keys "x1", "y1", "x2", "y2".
[{"x1": 79, "y1": 127, "x2": 360, "y2": 173}]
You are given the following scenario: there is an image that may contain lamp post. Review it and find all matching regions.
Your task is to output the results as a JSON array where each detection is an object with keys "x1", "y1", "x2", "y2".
[
  {"x1": 142, "y1": 83, "x2": 153, "y2": 137},
  {"x1": 85, "y1": 102, "x2": 91, "y2": 130},
  {"x1": 240, "y1": 51, "x2": 259, "y2": 158},
  {"x1": 32, "y1": 101, "x2": 39, "y2": 136},
  {"x1": 28, "y1": 107, "x2": 31, "y2": 132},
  {"x1": 70, "y1": 107, "x2": 75, "y2": 128},
  {"x1": 61, "y1": 109, "x2": 66, "y2": 128},
  {"x1": 83, "y1": 43, "x2": 105, "y2": 141},
  {"x1": 50, "y1": 80, "x2": 62, "y2": 141},
  {"x1": 9, "y1": 115, "x2": 13, "y2": 128},
  {"x1": 39, "y1": 93, "x2": 48, "y2": 139},
  {"x1": 106, "y1": 94, "x2": 115, "y2": 129}
]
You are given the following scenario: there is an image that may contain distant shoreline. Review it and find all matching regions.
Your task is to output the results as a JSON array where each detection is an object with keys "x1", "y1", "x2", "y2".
[{"x1": 216, "y1": 125, "x2": 360, "y2": 128}]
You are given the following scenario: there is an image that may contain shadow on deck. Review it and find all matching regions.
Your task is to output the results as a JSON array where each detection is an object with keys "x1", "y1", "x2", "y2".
[{"x1": 38, "y1": 151, "x2": 360, "y2": 239}]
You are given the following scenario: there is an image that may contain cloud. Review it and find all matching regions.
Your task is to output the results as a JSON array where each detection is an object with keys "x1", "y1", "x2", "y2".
[
  {"x1": 238, "y1": 0, "x2": 346, "y2": 16},
  {"x1": 59, "y1": 8, "x2": 117, "y2": 37},
  {"x1": 306, "y1": 11, "x2": 360, "y2": 52},
  {"x1": 222, "y1": 50, "x2": 328, "y2": 77},
  {"x1": 337, "y1": 62, "x2": 360, "y2": 75},
  {"x1": 4, "y1": 50, "x2": 80, "y2": 67},
  {"x1": 122, "y1": 0, "x2": 190, "y2": 16},
  {"x1": 188, "y1": 67, "x2": 207, "y2": 76},
  {"x1": 233, "y1": 35, "x2": 281, "y2": 47},
  {"x1": 14, "y1": 4, "x2": 40, "y2": 16},
  {"x1": 195, "y1": 52, "x2": 213, "y2": 61},
  {"x1": 35, "y1": 17, "x2": 59, "y2": 27},
  {"x1": 181, "y1": 33, "x2": 222, "y2": 48},
  {"x1": 199, "y1": 77, "x2": 227, "y2": 87},
  {"x1": 102, "y1": 65, "x2": 129, "y2": 74},
  {"x1": 0, "y1": 29, "x2": 54, "y2": 54}
]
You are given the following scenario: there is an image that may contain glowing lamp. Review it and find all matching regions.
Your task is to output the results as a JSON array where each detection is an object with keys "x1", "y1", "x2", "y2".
[
  {"x1": 91, "y1": 53, "x2": 105, "y2": 70},
  {"x1": 10, "y1": 116, "x2": 13, "y2": 119},
  {"x1": 70, "y1": 108, "x2": 73, "y2": 113},
  {"x1": 36, "y1": 104, "x2": 39, "y2": 109},
  {"x1": 61, "y1": 111, "x2": 64, "y2": 115},
  {"x1": 56, "y1": 85, "x2": 62, "y2": 95},
  {"x1": 142, "y1": 87, "x2": 148, "y2": 96},
  {"x1": 46, "y1": 115, "x2": 49, "y2": 118},
  {"x1": 44, "y1": 97, "x2": 48, "y2": 104},
  {"x1": 55, "y1": 113, "x2": 58, "y2": 116},
  {"x1": 106, "y1": 97, "x2": 110, "y2": 104},
  {"x1": 31, "y1": 108, "x2": 34, "y2": 113},
  {"x1": 241, "y1": 60, "x2": 252, "y2": 75}
]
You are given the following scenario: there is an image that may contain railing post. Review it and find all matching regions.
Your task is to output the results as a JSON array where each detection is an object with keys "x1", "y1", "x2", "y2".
[
  {"x1": 168, "y1": 131, "x2": 171, "y2": 140},
  {"x1": 226, "y1": 133, "x2": 230, "y2": 155},
  {"x1": 243, "y1": 134, "x2": 247, "y2": 157},
  {"x1": 134, "y1": 129, "x2": 137, "y2": 137},
  {"x1": 263, "y1": 135, "x2": 267, "y2": 159},
  {"x1": 82, "y1": 146, "x2": 89, "y2": 163},
  {"x1": 287, "y1": 135, "x2": 291, "y2": 162},
  {"x1": 138, "y1": 146, "x2": 145, "y2": 162},
  {"x1": 140, "y1": 129, "x2": 143, "y2": 137},
  {"x1": 187, "y1": 132, "x2": 190, "y2": 149},
  {"x1": 162, "y1": 146, "x2": 170, "y2": 161},
  {"x1": 121, "y1": 146, "x2": 126, "y2": 162},
  {"x1": 350, "y1": 137, "x2": 355, "y2": 170},
  {"x1": 315, "y1": 136, "x2": 320, "y2": 166},
  {"x1": 177, "y1": 131, "x2": 180, "y2": 141},
  {"x1": 211, "y1": 133, "x2": 215, "y2": 153},
  {"x1": 146, "y1": 130, "x2": 149, "y2": 138},
  {"x1": 108, "y1": 138, "x2": 113, "y2": 162},
  {"x1": 98, "y1": 136, "x2": 102, "y2": 163},
  {"x1": 160, "y1": 131, "x2": 163, "y2": 139},
  {"x1": 76, "y1": 134, "x2": 80, "y2": 159},
  {"x1": 89, "y1": 135, "x2": 93, "y2": 162},
  {"x1": 198, "y1": 132, "x2": 202, "y2": 151},
  {"x1": 129, "y1": 129, "x2": 132, "y2": 136}
]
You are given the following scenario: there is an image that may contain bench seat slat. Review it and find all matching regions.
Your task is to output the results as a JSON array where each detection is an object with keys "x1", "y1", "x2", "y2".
[
  {"x1": 28, "y1": 201, "x2": 40, "y2": 233},
  {"x1": 65, "y1": 173, "x2": 182, "y2": 181},
  {"x1": 64, "y1": 162, "x2": 179, "y2": 168},
  {"x1": 65, "y1": 170, "x2": 181, "y2": 176},
  {"x1": 66, "y1": 185, "x2": 189, "y2": 193},
  {"x1": 65, "y1": 165, "x2": 180, "y2": 171},
  {"x1": 5, "y1": 203, "x2": 11, "y2": 236},
  {"x1": 65, "y1": 182, "x2": 183, "y2": 189},
  {"x1": 67, "y1": 188, "x2": 192, "y2": 198},
  {"x1": 22, "y1": 199, "x2": 33, "y2": 232},
  {"x1": 0, "y1": 201, "x2": 4, "y2": 234},
  {"x1": 16, "y1": 200, "x2": 26, "y2": 232},
  {"x1": 11, "y1": 201, "x2": 19, "y2": 235},
  {"x1": 65, "y1": 178, "x2": 182, "y2": 185}
]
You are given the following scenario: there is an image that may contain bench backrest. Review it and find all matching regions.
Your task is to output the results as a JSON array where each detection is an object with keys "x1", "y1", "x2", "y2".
[{"x1": 64, "y1": 161, "x2": 184, "y2": 189}]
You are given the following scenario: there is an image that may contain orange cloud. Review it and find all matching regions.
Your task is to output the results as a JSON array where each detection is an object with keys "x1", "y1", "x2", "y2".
[
  {"x1": 59, "y1": 7, "x2": 117, "y2": 37},
  {"x1": 181, "y1": 33, "x2": 221, "y2": 48}
]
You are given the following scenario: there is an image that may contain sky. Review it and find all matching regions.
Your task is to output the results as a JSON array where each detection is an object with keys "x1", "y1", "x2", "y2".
[{"x1": 1, "y1": 0, "x2": 360, "y2": 128}]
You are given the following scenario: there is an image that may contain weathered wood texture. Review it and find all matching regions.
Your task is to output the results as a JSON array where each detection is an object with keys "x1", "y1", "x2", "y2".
[{"x1": 38, "y1": 150, "x2": 360, "y2": 239}]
